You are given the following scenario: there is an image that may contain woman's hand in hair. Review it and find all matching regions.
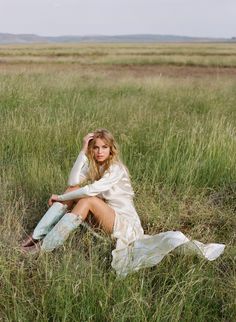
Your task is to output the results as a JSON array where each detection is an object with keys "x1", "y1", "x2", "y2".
[{"x1": 82, "y1": 132, "x2": 94, "y2": 154}]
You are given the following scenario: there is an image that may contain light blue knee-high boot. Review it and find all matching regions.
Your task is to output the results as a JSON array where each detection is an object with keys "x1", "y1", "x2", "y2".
[
  {"x1": 41, "y1": 212, "x2": 83, "y2": 251},
  {"x1": 32, "y1": 202, "x2": 68, "y2": 240}
]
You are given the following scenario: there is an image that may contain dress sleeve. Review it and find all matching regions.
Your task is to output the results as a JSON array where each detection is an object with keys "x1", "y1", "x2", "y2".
[
  {"x1": 58, "y1": 163, "x2": 123, "y2": 201},
  {"x1": 67, "y1": 151, "x2": 89, "y2": 186}
]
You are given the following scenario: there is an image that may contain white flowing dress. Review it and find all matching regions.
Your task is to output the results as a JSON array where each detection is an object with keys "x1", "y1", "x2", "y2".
[{"x1": 57, "y1": 151, "x2": 225, "y2": 277}]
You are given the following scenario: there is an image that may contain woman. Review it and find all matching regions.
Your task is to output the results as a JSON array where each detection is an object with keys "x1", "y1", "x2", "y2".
[{"x1": 21, "y1": 129, "x2": 225, "y2": 276}]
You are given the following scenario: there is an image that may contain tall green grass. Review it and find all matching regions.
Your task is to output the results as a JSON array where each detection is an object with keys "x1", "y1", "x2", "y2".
[{"x1": 0, "y1": 48, "x2": 236, "y2": 321}]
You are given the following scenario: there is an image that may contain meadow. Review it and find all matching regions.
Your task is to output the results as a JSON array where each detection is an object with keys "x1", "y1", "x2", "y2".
[{"x1": 0, "y1": 43, "x2": 235, "y2": 321}]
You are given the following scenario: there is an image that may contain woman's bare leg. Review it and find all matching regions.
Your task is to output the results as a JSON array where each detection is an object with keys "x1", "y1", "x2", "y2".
[{"x1": 71, "y1": 197, "x2": 116, "y2": 234}]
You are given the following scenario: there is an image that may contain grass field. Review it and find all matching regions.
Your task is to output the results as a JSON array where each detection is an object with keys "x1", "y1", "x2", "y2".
[{"x1": 0, "y1": 43, "x2": 235, "y2": 321}]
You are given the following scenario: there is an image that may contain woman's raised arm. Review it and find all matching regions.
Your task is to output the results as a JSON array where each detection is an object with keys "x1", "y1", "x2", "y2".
[
  {"x1": 67, "y1": 150, "x2": 89, "y2": 186},
  {"x1": 68, "y1": 132, "x2": 94, "y2": 186}
]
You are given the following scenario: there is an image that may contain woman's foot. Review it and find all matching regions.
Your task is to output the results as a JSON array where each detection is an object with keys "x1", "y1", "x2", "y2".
[
  {"x1": 21, "y1": 233, "x2": 40, "y2": 247},
  {"x1": 20, "y1": 241, "x2": 42, "y2": 254}
]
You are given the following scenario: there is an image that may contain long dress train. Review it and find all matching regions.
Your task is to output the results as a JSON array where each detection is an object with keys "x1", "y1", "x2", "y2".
[{"x1": 111, "y1": 230, "x2": 225, "y2": 277}]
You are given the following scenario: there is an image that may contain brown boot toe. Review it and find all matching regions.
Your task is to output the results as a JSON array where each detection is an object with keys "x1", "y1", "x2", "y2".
[
  {"x1": 20, "y1": 241, "x2": 42, "y2": 255},
  {"x1": 21, "y1": 234, "x2": 40, "y2": 247}
]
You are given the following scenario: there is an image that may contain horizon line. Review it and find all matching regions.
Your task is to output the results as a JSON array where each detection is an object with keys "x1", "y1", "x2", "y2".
[{"x1": 0, "y1": 32, "x2": 233, "y2": 40}]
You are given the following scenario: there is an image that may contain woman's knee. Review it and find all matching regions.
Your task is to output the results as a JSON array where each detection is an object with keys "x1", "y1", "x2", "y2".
[
  {"x1": 64, "y1": 185, "x2": 80, "y2": 193},
  {"x1": 60, "y1": 186, "x2": 81, "y2": 207},
  {"x1": 77, "y1": 196, "x2": 98, "y2": 206}
]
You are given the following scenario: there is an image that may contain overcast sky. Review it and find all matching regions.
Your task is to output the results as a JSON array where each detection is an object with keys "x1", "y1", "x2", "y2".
[{"x1": 0, "y1": 0, "x2": 235, "y2": 38}]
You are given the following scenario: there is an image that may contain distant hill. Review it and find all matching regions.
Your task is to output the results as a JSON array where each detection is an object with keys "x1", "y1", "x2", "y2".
[{"x1": 0, "y1": 33, "x2": 235, "y2": 44}]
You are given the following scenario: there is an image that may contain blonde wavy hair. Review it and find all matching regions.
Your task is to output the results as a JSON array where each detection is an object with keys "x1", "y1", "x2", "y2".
[{"x1": 87, "y1": 128, "x2": 121, "y2": 181}]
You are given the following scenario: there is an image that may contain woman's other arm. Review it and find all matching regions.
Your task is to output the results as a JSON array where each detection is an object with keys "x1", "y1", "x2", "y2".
[{"x1": 56, "y1": 163, "x2": 123, "y2": 201}]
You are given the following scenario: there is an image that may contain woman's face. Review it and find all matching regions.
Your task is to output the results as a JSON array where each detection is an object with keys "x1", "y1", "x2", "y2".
[{"x1": 93, "y1": 138, "x2": 111, "y2": 164}]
